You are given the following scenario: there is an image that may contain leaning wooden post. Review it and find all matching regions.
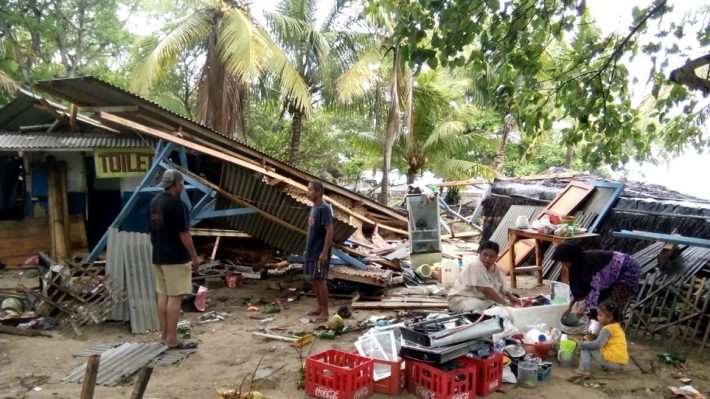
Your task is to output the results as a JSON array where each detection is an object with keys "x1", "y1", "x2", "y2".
[
  {"x1": 130, "y1": 366, "x2": 154, "y2": 399},
  {"x1": 80, "y1": 354, "x2": 101, "y2": 399}
]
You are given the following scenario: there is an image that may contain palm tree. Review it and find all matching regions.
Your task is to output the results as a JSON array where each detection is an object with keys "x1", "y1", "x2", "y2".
[
  {"x1": 405, "y1": 70, "x2": 499, "y2": 183},
  {"x1": 339, "y1": 65, "x2": 499, "y2": 193},
  {"x1": 131, "y1": 0, "x2": 311, "y2": 142},
  {"x1": 264, "y1": 0, "x2": 366, "y2": 162}
]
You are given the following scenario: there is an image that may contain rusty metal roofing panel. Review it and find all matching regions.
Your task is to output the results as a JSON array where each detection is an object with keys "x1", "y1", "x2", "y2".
[
  {"x1": 33, "y1": 76, "x2": 407, "y2": 226},
  {"x1": 0, "y1": 132, "x2": 153, "y2": 150},
  {"x1": 63, "y1": 342, "x2": 166, "y2": 386},
  {"x1": 217, "y1": 164, "x2": 356, "y2": 255},
  {"x1": 122, "y1": 231, "x2": 160, "y2": 334}
]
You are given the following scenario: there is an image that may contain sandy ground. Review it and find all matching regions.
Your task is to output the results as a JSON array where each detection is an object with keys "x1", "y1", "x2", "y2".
[{"x1": 1, "y1": 270, "x2": 708, "y2": 399}]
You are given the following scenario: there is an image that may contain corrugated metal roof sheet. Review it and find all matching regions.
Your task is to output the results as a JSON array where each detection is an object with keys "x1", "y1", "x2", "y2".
[
  {"x1": 104, "y1": 228, "x2": 159, "y2": 333},
  {"x1": 0, "y1": 93, "x2": 56, "y2": 129},
  {"x1": 106, "y1": 228, "x2": 130, "y2": 322},
  {"x1": 73, "y1": 343, "x2": 119, "y2": 357},
  {"x1": 33, "y1": 76, "x2": 407, "y2": 229},
  {"x1": 0, "y1": 132, "x2": 153, "y2": 150},
  {"x1": 121, "y1": 231, "x2": 160, "y2": 334},
  {"x1": 489, "y1": 205, "x2": 544, "y2": 248},
  {"x1": 63, "y1": 343, "x2": 166, "y2": 386},
  {"x1": 218, "y1": 164, "x2": 357, "y2": 255}
]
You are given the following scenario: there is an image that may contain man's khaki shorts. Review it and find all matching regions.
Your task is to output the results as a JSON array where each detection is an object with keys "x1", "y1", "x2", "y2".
[{"x1": 153, "y1": 263, "x2": 192, "y2": 296}]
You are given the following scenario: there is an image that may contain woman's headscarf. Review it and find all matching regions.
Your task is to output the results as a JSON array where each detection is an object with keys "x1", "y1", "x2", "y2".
[{"x1": 552, "y1": 242, "x2": 611, "y2": 300}]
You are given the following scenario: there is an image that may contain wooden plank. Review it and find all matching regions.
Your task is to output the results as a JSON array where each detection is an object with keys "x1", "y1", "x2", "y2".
[
  {"x1": 80, "y1": 355, "x2": 100, "y2": 399},
  {"x1": 79, "y1": 105, "x2": 139, "y2": 113},
  {"x1": 130, "y1": 367, "x2": 153, "y2": 399},
  {"x1": 189, "y1": 228, "x2": 251, "y2": 238},
  {"x1": 540, "y1": 181, "x2": 594, "y2": 218},
  {"x1": 352, "y1": 301, "x2": 449, "y2": 309},
  {"x1": 0, "y1": 325, "x2": 52, "y2": 337},
  {"x1": 497, "y1": 238, "x2": 535, "y2": 274},
  {"x1": 0, "y1": 215, "x2": 86, "y2": 266}
]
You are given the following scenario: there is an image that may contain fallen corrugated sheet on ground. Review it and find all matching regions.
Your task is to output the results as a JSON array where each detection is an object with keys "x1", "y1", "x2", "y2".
[{"x1": 63, "y1": 342, "x2": 166, "y2": 386}]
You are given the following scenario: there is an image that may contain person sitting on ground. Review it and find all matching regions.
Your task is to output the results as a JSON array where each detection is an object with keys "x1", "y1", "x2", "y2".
[
  {"x1": 552, "y1": 242, "x2": 641, "y2": 323},
  {"x1": 447, "y1": 240, "x2": 521, "y2": 313},
  {"x1": 575, "y1": 300, "x2": 628, "y2": 378}
]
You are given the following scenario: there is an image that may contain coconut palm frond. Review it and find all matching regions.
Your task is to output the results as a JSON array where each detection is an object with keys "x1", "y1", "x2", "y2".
[
  {"x1": 259, "y1": 27, "x2": 313, "y2": 116},
  {"x1": 347, "y1": 130, "x2": 383, "y2": 155},
  {"x1": 0, "y1": 70, "x2": 19, "y2": 92},
  {"x1": 218, "y1": 7, "x2": 271, "y2": 80},
  {"x1": 434, "y1": 158, "x2": 496, "y2": 180},
  {"x1": 130, "y1": 9, "x2": 212, "y2": 92},
  {"x1": 264, "y1": 11, "x2": 331, "y2": 60},
  {"x1": 336, "y1": 49, "x2": 385, "y2": 104},
  {"x1": 423, "y1": 121, "x2": 468, "y2": 149},
  {"x1": 321, "y1": 0, "x2": 350, "y2": 31}
]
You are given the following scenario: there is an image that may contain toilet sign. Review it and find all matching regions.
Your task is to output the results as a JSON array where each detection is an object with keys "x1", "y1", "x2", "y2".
[{"x1": 93, "y1": 148, "x2": 154, "y2": 178}]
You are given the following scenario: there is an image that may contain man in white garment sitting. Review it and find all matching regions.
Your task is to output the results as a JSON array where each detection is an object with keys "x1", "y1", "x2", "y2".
[{"x1": 447, "y1": 240, "x2": 521, "y2": 313}]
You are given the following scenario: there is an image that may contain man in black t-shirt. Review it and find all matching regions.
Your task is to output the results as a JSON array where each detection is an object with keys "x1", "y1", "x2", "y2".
[
  {"x1": 304, "y1": 180, "x2": 334, "y2": 323},
  {"x1": 149, "y1": 169, "x2": 201, "y2": 349}
]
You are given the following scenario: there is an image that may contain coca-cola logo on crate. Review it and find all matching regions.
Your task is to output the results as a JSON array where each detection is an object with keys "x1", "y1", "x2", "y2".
[
  {"x1": 353, "y1": 386, "x2": 370, "y2": 399},
  {"x1": 314, "y1": 386, "x2": 338, "y2": 399},
  {"x1": 415, "y1": 385, "x2": 435, "y2": 399}
]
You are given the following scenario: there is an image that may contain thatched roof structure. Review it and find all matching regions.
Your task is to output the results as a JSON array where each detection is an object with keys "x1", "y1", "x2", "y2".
[{"x1": 482, "y1": 169, "x2": 710, "y2": 254}]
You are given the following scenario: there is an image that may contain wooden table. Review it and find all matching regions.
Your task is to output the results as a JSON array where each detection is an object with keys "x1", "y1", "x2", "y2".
[{"x1": 507, "y1": 227, "x2": 599, "y2": 288}]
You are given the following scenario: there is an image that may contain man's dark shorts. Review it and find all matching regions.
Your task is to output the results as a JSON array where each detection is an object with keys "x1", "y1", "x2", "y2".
[{"x1": 304, "y1": 260, "x2": 329, "y2": 280}]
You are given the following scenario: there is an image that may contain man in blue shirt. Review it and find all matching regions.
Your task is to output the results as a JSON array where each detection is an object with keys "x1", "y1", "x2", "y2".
[
  {"x1": 149, "y1": 169, "x2": 202, "y2": 349},
  {"x1": 304, "y1": 180, "x2": 334, "y2": 323}
]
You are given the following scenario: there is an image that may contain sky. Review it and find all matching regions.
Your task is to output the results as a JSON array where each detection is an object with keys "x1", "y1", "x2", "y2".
[
  {"x1": 586, "y1": 0, "x2": 710, "y2": 200},
  {"x1": 126, "y1": 0, "x2": 710, "y2": 199}
]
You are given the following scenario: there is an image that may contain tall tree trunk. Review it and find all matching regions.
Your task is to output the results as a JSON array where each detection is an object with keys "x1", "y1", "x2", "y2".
[
  {"x1": 564, "y1": 146, "x2": 574, "y2": 168},
  {"x1": 374, "y1": 81, "x2": 382, "y2": 133},
  {"x1": 197, "y1": 40, "x2": 248, "y2": 141},
  {"x1": 381, "y1": 44, "x2": 401, "y2": 205},
  {"x1": 405, "y1": 67, "x2": 414, "y2": 149},
  {"x1": 288, "y1": 106, "x2": 303, "y2": 162},
  {"x1": 493, "y1": 115, "x2": 514, "y2": 174},
  {"x1": 406, "y1": 166, "x2": 417, "y2": 185}
]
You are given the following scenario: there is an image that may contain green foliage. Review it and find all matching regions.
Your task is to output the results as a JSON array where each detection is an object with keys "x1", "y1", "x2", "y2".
[
  {"x1": 364, "y1": 0, "x2": 708, "y2": 167},
  {"x1": 248, "y1": 103, "x2": 376, "y2": 184},
  {"x1": 0, "y1": 0, "x2": 133, "y2": 84}
]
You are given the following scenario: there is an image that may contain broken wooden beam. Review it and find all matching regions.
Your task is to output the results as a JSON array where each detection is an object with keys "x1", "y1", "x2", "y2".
[
  {"x1": 0, "y1": 325, "x2": 52, "y2": 338},
  {"x1": 130, "y1": 366, "x2": 154, "y2": 399},
  {"x1": 80, "y1": 355, "x2": 100, "y2": 399}
]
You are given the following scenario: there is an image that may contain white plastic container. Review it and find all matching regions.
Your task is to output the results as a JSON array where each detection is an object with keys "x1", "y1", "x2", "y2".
[
  {"x1": 441, "y1": 259, "x2": 460, "y2": 288},
  {"x1": 505, "y1": 301, "x2": 569, "y2": 331}
]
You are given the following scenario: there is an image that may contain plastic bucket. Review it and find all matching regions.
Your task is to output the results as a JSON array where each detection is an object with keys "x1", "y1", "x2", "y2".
[
  {"x1": 517, "y1": 361, "x2": 538, "y2": 388},
  {"x1": 415, "y1": 264, "x2": 433, "y2": 278},
  {"x1": 441, "y1": 259, "x2": 460, "y2": 288}
]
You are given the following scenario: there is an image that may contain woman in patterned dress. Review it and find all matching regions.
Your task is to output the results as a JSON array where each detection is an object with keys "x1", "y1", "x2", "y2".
[{"x1": 552, "y1": 242, "x2": 642, "y2": 320}]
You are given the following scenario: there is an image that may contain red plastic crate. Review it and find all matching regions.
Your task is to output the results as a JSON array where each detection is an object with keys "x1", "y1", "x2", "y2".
[
  {"x1": 373, "y1": 357, "x2": 406, "y2": 395},
  {"x1": 305, "y1": 350, "x2": 374, "y2": 399},
  {"x1": 465, "y1": 353, "x2": 503, "y2": 397},
  {"x1": 406, "y1": 358, "x2": 477, "y2": 399}
]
